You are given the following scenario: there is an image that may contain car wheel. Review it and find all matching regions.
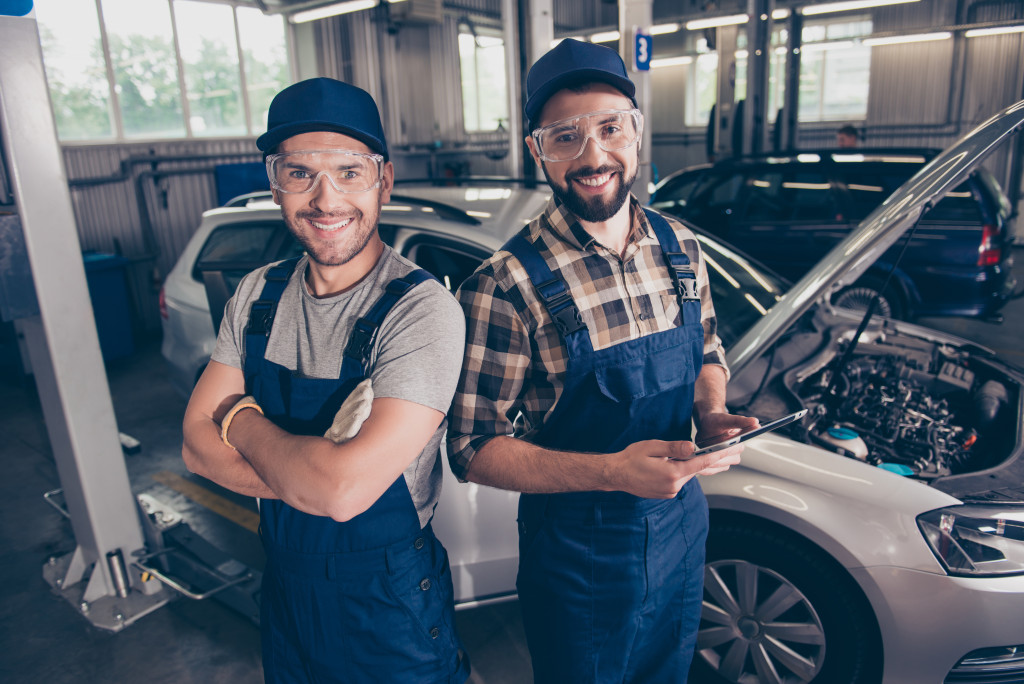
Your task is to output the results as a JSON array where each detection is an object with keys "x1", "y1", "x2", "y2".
[
  {"x1": 832, "y1": 277, "x2": 905, "y2": 320},
  {"x1": 691, "y1": 522, "x2": 881, "y2": 684}
]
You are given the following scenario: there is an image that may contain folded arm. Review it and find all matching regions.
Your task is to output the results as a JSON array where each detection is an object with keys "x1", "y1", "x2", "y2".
[
  {"x1": 181, "y1": 360, "x2": 278, "y2": 499},
  {"x1": 225, "y1": 396, "x2": 444, "y2": 521}
]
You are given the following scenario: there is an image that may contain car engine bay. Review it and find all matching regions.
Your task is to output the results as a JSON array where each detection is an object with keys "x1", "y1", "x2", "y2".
[{"x1": 730, "y1": 307, "x2": 1021, "y2": 482}]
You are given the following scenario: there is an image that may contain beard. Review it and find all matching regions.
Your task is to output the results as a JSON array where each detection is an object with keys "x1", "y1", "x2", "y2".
[
  {"x1": 285, "y1": 191, "x2": 381, "y2": 267},
  {"x1": 543, "y1": 161, "x2": 637, "y2": 223}
]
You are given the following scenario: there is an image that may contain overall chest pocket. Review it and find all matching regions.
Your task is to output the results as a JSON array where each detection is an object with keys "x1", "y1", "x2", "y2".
[{"x1": 593, "y1": 334, "x2": 699, "y2": 404}]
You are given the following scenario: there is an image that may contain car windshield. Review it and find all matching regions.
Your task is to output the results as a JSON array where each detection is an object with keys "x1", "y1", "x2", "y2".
[{"x1": 694, "y1": 233, "x2": 788, "y2": 347}]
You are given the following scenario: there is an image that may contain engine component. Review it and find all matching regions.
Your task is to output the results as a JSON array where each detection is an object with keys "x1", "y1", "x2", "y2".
[
  {"x1": 813, "y1": 427, "x2": 869, "y2": 461},
  {"x1": 797, "y1": 346, "x2": 980, "y2": 479}
]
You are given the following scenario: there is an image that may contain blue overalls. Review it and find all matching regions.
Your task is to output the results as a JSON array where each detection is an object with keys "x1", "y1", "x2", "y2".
[
  {"x1": 243, "y1": 258, "x2": 469, "y2": 684},
  {"x1": 506, "y1": 209, "x2": 710, "y2": 684}
]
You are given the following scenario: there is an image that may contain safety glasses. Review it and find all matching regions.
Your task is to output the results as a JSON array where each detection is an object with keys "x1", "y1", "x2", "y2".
[
  {"x1": 265, "y1": 150, "x2": 384, "y2": 194},
  {"x1": 531, "y1": 109, "x2": 643, "y2": 162}
]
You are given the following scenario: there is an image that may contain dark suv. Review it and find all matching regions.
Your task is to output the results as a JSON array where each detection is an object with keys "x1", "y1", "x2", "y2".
[{"x1": 649, "y1": 149, "x2": 1017, "y2": 320}]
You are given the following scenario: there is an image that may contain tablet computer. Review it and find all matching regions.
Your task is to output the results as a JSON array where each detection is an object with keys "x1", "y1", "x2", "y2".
[{"x1": 674, "y1": 409, "x2": 808, "y2": 460}]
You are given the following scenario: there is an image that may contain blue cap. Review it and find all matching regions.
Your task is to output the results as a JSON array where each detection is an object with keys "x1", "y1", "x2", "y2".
[
  {"x1": 525, "y1": 39, "x2": 637, "y2": 128},
  {"x1": 257, "y1": 78, "x2": 389, "y2": 161}
]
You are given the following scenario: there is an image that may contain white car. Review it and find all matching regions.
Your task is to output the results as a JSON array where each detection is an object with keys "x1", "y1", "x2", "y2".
[{"x1": 161, "y1": 101, "x2": 1024, "y2": 684}]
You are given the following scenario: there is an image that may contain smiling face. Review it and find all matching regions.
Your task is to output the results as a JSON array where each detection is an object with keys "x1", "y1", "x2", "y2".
[
  {"x1": 526, "y1": 83, "x2": 639, "y2": 223},
  {"x1": 272, "y1": 131, "x2": 393, "y2": 274}
]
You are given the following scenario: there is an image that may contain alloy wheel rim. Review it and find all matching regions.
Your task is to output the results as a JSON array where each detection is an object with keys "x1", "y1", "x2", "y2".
[{"x1": 696, "y1": 559, "x2": 827, "y2": 684}]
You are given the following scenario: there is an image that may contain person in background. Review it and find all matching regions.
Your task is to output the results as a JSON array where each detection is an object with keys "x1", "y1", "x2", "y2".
[
  {"x1": 837, "y1": 123, "x2": 860, "y2": 148},
  {"x1": 181, "y1": 77, "x2": 469, "y2": 684},
  {"x1": 447, "y1": 39, "x2": 758, "y2": 683}
]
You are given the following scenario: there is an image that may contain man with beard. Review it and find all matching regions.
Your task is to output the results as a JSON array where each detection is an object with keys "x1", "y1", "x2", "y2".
[
  {"x1": 447, "y1": 40, "x2": 757, "y2": 682},
  {"x1": 182, "y1": 78, "x2": 469, "y2": 684}
]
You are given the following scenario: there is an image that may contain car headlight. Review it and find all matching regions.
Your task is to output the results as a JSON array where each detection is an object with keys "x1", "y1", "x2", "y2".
[{"x1": 917, "y1": 505, "x2": 1024, "y2": 577}]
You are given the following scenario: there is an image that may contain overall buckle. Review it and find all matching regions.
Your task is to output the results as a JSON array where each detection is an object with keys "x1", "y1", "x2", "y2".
[{"x1": 246, "y1": 300, "x2": 278, "y2": 337}]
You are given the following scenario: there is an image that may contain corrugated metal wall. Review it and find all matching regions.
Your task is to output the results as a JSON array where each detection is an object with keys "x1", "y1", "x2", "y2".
[
  {"x1": 61, "y1": 139, "x2": 261, "y2": 333},
  {"x1": 58, "y1": 0, "x2": 1024, "y2": 335}
]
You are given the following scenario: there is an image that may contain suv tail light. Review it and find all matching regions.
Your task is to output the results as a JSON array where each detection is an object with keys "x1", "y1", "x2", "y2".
[
  {"x1": 159, "y1": 286, "x2": 168, "y2": 319},
  {"x1": 977, "y1": 224, "x2": 1001, "y2": 267}
]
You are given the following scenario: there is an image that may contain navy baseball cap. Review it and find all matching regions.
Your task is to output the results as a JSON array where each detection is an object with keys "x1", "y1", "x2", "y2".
[
  {"x1": 257, "y1": 78, "x2": 389, "y2": 161},
  {"x1": 524, "y1": 39, "x2": 637, "y2": 128}
]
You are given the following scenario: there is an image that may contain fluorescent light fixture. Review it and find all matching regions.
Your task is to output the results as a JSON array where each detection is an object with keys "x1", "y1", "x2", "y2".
[
  {"x1": 686, "y1": 14, "x2": 748, "y2": 31},
  {"x1": 772, "y1": 9, "x2": 791, "y2": 19},
  {"x1": 801, "y1": 40, "x2": 856, "y2": 52},
  {"x1": 965, "y1": 25, "x2": 1024, "y2": 38},
  {"x1": 863, "y1": 31, "x2": 952, "y2": 46},
  {"x1": 801, "y1": 0, "x2": 919, "y2": 16},
  {"x1": 590, "y1": 31, "x2": 620, "y2": 43},
  {"x1": 650, "y1": 55, "x2": 694, "y2": 68},
  {"x1": 290, "y1": 0, "x2": 379, "y2": 23},
  {"x1": 650, "y1": 23, "x2": 680, "y2": 35},
  {"x1": 797, "y1": 153, "x2": 821, "y2": 163}
]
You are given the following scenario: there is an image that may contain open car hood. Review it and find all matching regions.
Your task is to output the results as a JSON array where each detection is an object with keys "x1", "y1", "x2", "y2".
[{"x1": 728, "y1": 99, "x2": 1024, "y2": 377}]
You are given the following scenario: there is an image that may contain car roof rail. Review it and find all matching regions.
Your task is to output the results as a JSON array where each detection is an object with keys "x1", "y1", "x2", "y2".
[
  {"x1": 394, "y1": 176, "x2": 543, "y2": 188},
  {"x1": 716, "y1": 147, "x2": 942, "y2": 164},
  {"x1": 388, "y1": 194, "x2": 482, "y2": 225},
  {"x1": 224, "y1": 190, "x2": 274, "y2": 207}
]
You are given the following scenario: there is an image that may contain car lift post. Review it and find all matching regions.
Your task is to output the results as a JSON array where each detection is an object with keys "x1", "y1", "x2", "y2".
[{"x1": 0, "y1": 9, "x2": 172, "y2": 631}]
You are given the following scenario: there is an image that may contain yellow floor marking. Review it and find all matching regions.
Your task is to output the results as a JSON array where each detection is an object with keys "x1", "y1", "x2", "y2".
[{"x1": 152, "y1": 470, "x2": 259, "y2": 534}]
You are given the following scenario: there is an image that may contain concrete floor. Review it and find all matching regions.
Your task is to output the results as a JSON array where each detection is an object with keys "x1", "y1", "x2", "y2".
[
  {"x1": 1, "y1": 248, "x2": 1022, "y2": 683},
  {"x1": 0, "y1": 331, "x2": 535, "y2": 684}
]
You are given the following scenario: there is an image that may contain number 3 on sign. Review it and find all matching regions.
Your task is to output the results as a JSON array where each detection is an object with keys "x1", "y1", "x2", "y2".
[{"x1": 634, "y1": 31, "x2": 652, "y2": 72}]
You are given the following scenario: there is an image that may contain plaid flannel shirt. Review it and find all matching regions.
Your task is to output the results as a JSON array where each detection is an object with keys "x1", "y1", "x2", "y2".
[{"x1": 446, "y1": 195, "x2": 728, "y2": 480}]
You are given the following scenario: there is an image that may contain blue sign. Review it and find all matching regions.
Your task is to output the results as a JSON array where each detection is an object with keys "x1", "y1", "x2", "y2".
[
  {"x1": 635, "y1": 30, "x2": 652, "y2": 72},
  {"x1": 0, "y1": 0, "x2": 33, "y2": 17}
]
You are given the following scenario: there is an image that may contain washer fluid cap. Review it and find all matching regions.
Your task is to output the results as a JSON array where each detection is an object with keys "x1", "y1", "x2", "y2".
[
  {"x1": 827, "y1": 427, "x2": 859, "y2": 440},
  {"x1": 877, "y1": 463, "x2": 915, "y2": 476}
]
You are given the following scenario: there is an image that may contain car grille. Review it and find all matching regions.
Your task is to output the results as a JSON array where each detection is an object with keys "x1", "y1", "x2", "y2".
[{"x1": 945, "y1": 646, "x2": 1024, "y2": 683}]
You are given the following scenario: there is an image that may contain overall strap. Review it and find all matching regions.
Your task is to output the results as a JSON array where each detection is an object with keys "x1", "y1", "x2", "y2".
[
  {"x1": 243, "y1": 256, "x2": 302, "y2": 380},
  {"x1": 643, "y1": 208, "x2": 700, "y2": 304},
  {"x1": 342, "y1": 269, "x2": 438, "y2": 375},
  {"x1": 502, "y1": 233, "x2": 592, "y2": 354}
]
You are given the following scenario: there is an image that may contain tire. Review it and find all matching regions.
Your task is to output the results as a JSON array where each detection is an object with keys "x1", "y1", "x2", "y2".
[
  {"x1": 690, "y1": 522, "x2": 882, "y2": 684},
  {"x1": 832, "y1": 276, "x2": 906, "y2": 320}
]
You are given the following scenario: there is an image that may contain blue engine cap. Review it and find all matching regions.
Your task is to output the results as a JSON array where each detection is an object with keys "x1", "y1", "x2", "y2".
[
  {"x1": 877, "y1": 463, "x2": 915, "y2": 476},
  {"x1": 827, "y1": 427, "x2": 860, "y2": 441}
]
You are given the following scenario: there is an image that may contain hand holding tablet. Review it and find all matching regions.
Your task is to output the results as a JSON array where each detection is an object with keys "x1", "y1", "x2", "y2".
[{"x1": 670, "y1": 409, "x2": 808, "y2": 461}]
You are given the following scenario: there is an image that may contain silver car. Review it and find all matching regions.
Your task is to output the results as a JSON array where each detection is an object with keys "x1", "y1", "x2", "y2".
[{"x1": 161, "y1": 101, "x2": 1024, "y2": 684}]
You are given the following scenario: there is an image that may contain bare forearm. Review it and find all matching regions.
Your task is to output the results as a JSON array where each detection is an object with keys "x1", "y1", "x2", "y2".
[
  {"x1": 692, "y1": 364, "x2": 729, "y2": 430},
  {"x1": 181, "y1": 417, "x2": 278, "y2": 499},
  {"x1": 227, "y1": 398, "x2": 443, "y2": 522},
  {"x1": 464, "y1": 436, "x2": 614, "y2": 493},
  {"x1": 228, "y1": 410, "x2": 352, "y2": 517}
]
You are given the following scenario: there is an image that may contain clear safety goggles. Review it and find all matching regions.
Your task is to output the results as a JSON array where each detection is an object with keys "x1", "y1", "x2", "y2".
[
  {"x1": 265, "y1": 150, "x2": 384, "y2": 194},
  {"x1": 531, "y1": 108, "x2": 643, "y2": 162}
]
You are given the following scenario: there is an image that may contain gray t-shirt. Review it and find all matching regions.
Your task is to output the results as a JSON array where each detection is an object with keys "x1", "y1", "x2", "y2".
[{"x1": 212, "y1": 247, "x2": 466, "y2": 527}]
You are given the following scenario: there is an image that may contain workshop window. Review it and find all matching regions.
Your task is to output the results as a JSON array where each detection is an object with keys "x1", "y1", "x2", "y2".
[
  {"x1": 683, "y1": 17, "x2": 871, "y2": 128},
  {"x1": 35, "y1": 0, "x2": 290, "y2": 142},
  {"x1": 458, "y1": 30, "x2": 509, "y2": 133},
  {"x1": 798, "y1": 18, "x2": 872, "y2": 121},
  {"x1": 685, "y1": 52, "x2": 719, "y2": 128}
]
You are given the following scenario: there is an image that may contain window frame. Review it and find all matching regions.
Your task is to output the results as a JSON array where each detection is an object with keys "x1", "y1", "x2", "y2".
[
  {"x1": 456, "y1": 23, "x2": 511, "y2": 135},
  {"x1": 36, "y1": 0, "x2": 293, "y2": 144}
]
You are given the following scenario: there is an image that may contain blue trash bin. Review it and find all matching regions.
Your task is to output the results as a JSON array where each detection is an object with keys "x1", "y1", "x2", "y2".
[{"x1": 83, "y1": 253, "x2": 135, "y2": 361}]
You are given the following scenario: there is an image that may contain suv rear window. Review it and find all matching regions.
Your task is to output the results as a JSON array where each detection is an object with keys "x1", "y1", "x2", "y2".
[{"x1": 193, "y1": 222, "x2": 279, "y2": 281}]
